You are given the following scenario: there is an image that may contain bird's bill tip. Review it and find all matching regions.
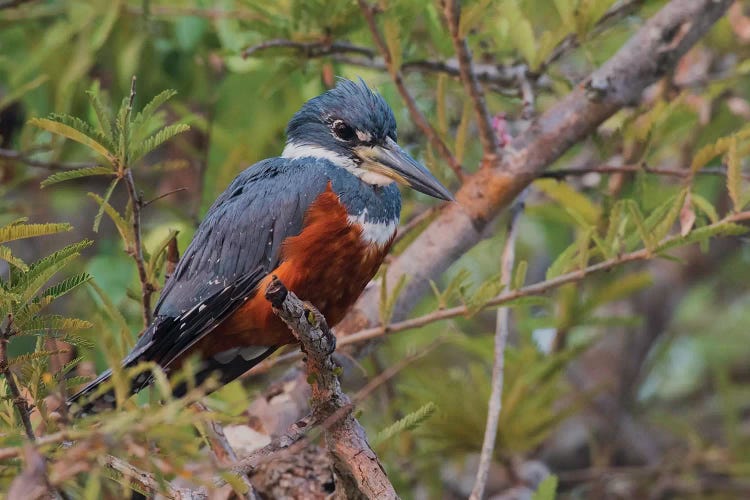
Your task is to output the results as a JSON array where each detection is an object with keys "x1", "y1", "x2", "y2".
[{"x1": 355, "y1": 139, "x2": 454, "y2": 201}]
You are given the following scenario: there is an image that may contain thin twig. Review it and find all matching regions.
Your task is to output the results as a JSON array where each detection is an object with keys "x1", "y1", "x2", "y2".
[
  {"x1": 358, "y1": 0, "x2": 465, "y2": 181},
  {"x1": 121, "y1": 76, "x2": 154, "y2": 327},
  {"x1": 1, "y1": 314, "x2": 35, "y2": 441},
  {"x1": 243, "y1": 39, "x2": 374, "y2": 59},
  {"x1": 142, "y1": 187, "x2": 188, "y2": 208},
  {"x1": 339, "y1": 209, "x2": 750, "y2": 347},
  {"x1": 470, "y1": 192, "x2": 525, "y2": 500},
  {"x1": 540, "y1": 163, "x2": 747, "y2": 180},
  {"x1": 0, "y1": 147, "x2": 98, "y2": 171},
  {"x1": 444, "y1": 0, "x2": 500, "y2": 161}
]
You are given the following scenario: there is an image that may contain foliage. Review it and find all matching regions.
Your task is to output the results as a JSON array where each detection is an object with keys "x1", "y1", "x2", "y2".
[{"x1": 1, "y1": 0, "x2": 750, "y2": 498}]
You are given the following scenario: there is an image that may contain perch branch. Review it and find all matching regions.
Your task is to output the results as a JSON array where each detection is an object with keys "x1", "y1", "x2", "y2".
[
  {"x1": 470, "y1": 193, "x2": 525, "y2": 500},
  {"x1": 358, "y1": 0, "x2": 464, "y2": 181},
  {"x1": 444, "y1": 0, "x2": 500, "y2": 160},
  {"x1": 264, "y1": 277, "x2": 398, "y2": 499}
]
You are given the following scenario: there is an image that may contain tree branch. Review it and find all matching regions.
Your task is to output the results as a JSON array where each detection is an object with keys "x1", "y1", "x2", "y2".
[
  {"x1": 338, "y1": 0, "x2": 733, "y2": 348},
  {"x1": 243, "y1": 39, "x2": 374, "y2": 59},
  {"x1": 540, "y1": 163, "x2": 747, "y2": 180},
  {"x1": 358, "y1": 0, "x2": 465, "y2": 181},
  {"x1": 470, "y1": 193, "x2": 524, "y2": 500},
  {"x1": 1, "y1": 314, "x2": 35, "y2": 441},
  {"x1": 121, "y1": 76, "x2": 154, "y2": 327},
  {"x1": 0, "y1": 147, "x2": 98, "y2": 171},
  {"x1": 339, "y1": 210, "x2": 750, "y2": 348},
  {"x1": 443, "y1": 0, "x2": 500, "y2": 161},
  {"x1": 264, "y1": 277, "x2": 398, "y2": 499}
]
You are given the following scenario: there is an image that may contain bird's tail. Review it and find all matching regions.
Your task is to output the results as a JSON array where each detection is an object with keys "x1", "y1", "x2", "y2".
[
  {"x1": 66, "y1": 368, "x2": 118, "y2": 416},
  {"x1": 67, "y1": 345, "x2": 279, "y2": 416}
]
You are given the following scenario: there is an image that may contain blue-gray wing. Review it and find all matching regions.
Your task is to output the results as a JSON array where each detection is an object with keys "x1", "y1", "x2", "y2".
[{"x1": 127, "y1": 157, "x2": 335, "y2": 366}]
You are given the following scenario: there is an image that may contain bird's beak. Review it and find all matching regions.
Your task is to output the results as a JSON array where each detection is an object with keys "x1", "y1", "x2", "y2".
[{"x1": 354, "y1": 138, "x2": 454, "y2": 201}]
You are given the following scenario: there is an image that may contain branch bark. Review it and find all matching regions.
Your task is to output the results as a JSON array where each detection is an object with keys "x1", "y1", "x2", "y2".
[{"x1": 264, "y1": 277, "x2": 398, "y2": 499}]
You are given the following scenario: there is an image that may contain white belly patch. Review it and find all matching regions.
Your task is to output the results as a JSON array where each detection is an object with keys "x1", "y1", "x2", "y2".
[{"x1": 347, "y1": 209, "x2": 398, "y2": 247}]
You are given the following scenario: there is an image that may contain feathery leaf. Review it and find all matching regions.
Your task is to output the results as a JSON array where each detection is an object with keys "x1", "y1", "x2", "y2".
[{"x1": 41, "y1": 166, "x2": 115, "y2": 188}]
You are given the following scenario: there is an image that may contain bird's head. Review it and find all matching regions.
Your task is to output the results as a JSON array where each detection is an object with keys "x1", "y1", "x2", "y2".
[{"x1": 283, "y1": 78, "x2": 453, "y2": 201}]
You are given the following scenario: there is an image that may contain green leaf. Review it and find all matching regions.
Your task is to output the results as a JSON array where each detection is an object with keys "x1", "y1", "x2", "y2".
[
  {"x1": 0, "y1": 222, "x2": 71, "y2": 244},
  {"x1": 455, "y1": 98, "x2": 472, "y2": 164},
  {"x1": 535, "y1": 179, "x2": 600, "y2": 226},
  {"x1": 132, "y1": 89, "x2": 178, "y2": 129},
  {"x1": 379, "y1": 274, "x2": 408, "y2": 324},
  {"x1": 690, "y1": 136, "x2": 732, "y2": 173},
  {"x1": 373, "y1": 402, "x2": 437, "y2": 445},
  {"x1": 89, "y1": 189, "x2": 133, "y2": 241},
  {"x1": 14, "y1": 254, "x2": 80, "y2": 305},
  {"x1": 546, "y1": 239, "x2": 578, "y2": 280},
  {"x1": 513, "y1": 260, "x2": 528, "y2": 290},
  {"x1": 86, "y1": 82, "x2": 114, "y2": 141},
  {"x1": 29, "y1": 117, "x2": 115, "y2": 161},
  {"x1": 11, "y1": 240, "x2": 93, "y2": 286},
  {"x1": 0, "y1": 246, "x2": 27, "y2": 271},
  {"x1": 91, "y1": 178, "x2": 120, "y2": 233},
  {"x1": 727, "y1": 136, "x2": 742, "y2": 212},
  {"x1": 40, "y1": 166, "x2": 115, "y2": 188},
  {"x1": 16, "y1": 315, "x2": 93, "y2": 334},
  {"x1": 531, "y1": 474, "x2": 558, "y2": 500},
  {"x1": 691, "y1": 193, "x2": 719, "y2": 223},
  {"x1": 147, "y1": 229, "x2": 179, "y2": 284},
  {"x1": 42, "y1": 273, "x2": 92, "y2": 300},
  {"x1": 650, "y1": 188, "x2": 688, "y2": 243},
  {"x1": 130, "y1": 123, "x2": 190, "y2": 162},
  {"x1": 658, "y1": 222, "x2": 749, "y2": 252},
  {"x1": 625, "y1": 200, "x2": 655, "y2": 251}
]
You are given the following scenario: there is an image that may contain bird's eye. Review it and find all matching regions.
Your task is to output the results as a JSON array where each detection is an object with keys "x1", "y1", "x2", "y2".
[{"x1": 331, "y1": 120, "x2": 356, "y2": 141}]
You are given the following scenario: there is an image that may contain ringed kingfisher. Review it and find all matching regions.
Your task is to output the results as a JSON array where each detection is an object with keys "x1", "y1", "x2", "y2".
[{"x1": 68, "y1": 78, "x2": 452, "y2": 414}]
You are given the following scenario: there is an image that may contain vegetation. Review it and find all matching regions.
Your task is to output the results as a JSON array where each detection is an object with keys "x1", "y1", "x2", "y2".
[{"x1": 1, "y1": 0, "x2": 750, "y2": 498}]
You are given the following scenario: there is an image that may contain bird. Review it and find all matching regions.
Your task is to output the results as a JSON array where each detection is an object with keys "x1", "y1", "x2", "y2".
[{"x1": 68, "y1": 78, "x2": 453, "y2": 415}]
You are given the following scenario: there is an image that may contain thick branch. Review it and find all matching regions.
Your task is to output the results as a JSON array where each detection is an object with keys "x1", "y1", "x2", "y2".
[
  {"x1": 339, "y1": 0, "x2": 733, "y2": 344},
  {"x1": 264, "y1": 277, "x2": 398, "y2": 499},
  {"x1": 444, "y1": 0, "x2": 500, "y2": 160},
  {"x1": 358, "y1": 0, "x2": 464, "y2": 181}
]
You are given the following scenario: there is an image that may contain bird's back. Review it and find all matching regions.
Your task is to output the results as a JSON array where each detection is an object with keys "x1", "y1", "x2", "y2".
[{"x1": 68, "y1": 157, "x2": 400, "y2": 413}]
